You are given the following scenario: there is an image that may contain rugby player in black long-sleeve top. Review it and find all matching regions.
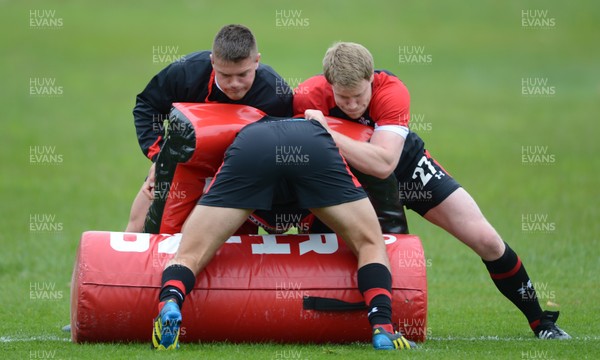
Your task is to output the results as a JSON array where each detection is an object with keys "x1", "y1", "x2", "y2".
[{"x1": 126, "y1": 24, "x2": 293, "y2": 232}]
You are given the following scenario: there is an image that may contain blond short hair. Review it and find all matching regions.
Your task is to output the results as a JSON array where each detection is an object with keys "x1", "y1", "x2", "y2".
[{"x1": 322, "y1": 42, "x2": 374, "y2": 88}]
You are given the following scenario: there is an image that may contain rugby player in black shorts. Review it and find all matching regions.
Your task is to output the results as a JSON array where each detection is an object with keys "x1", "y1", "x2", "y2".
[
  {"x1": 151, "y1": 118, "x2": 416, "y2": 351},
  {"x1": 294, "y1": 42, "x2": 570, "y2": 340}
]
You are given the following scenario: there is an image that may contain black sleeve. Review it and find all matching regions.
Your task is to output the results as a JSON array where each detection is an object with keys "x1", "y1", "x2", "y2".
[
  {"x1": 267, "y1": 76, "x2": 293, "y2": 117},
  {"x1": 271, "y1": 88, "x2": 294, "y2": 117},
  {"x1": 133, "y1": 63, "x2": 183, "y2": 160},
  {"x1": 253, "y1": 65, "x2": 294, "y2": 117}
]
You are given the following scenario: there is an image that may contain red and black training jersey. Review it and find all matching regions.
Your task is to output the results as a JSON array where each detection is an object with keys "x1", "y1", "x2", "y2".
[
  {"x1": 134, "y1": 50, "x2": 293, "y2": 161},
  {"x1": 293, "y1": 70, "x2": 410, "y2": 129},
  {"x1": 293, "y1": 70, "x2": 425, "y2": 176}
]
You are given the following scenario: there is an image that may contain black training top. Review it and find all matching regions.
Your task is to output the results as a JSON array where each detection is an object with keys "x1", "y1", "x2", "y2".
[{"x1": 133, "y1": 50, "x2": 293, "y2": 160}]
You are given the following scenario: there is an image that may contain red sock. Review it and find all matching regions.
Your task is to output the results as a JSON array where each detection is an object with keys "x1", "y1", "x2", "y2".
[{"x1": 373, "y1": 324, "x2": 394, "y2": 333}]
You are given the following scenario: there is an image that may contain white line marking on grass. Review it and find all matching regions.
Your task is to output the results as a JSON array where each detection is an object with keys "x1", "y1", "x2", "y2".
[
  {"x1": 0, "y1": 335, "x2": 70, "y2": 343},
  {"x1": 428, "y1": 336, "x2": 600, "y2": 341},
  {"x1": 2, "y1": 335, "x2": 598, "y2": 343}
]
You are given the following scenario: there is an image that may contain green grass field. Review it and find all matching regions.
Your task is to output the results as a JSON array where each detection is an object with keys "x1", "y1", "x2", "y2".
[{"x1": 2, "y1": 0, "x2": 599, "y2": 359}]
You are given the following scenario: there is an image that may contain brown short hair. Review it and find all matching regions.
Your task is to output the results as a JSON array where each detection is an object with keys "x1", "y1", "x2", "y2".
[
  {"x1": 212, "y1": 24, "x2": 258, "y2": 62},
  {"x1": 323, "y1": 42, "x2": 374, "y2": 88}
]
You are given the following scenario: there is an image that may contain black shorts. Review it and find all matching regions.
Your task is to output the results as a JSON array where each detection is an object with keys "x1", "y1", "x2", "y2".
[
  {"x1": 199, "y1": 119, "x2": 367, "y2": 210},
  {"x1": 395, "y1": 132, "x2": 461, "y2": 216}
]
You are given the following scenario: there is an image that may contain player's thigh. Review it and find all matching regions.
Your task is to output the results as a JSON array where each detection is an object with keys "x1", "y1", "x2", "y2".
[
  {"x1": 309, "y1": 198, "x2": 382, "y2": 251},
  {"x1": 175, "y1": 205, "x2": 252, "y2": 272},
  {"x1": 423, "y1": 187, "x2": 483, "y2": 229},
  {"x1": 423, "y1": 187, "x2": 503, "y2": 258},
  {"x1": 310, "y1": 199, "x2": 390, "y2": 267}
]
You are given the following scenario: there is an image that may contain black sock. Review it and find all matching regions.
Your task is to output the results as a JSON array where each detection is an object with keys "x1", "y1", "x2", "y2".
[
  {"x1": 357, "y1": 263, "x2": 393, "y2": 332},
  {"x1": 482, "y1": 242, "x2": 543, "y2": 329},
  {"x1": 158, "y1": 264, "x2": 196, "y2": 309}
]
